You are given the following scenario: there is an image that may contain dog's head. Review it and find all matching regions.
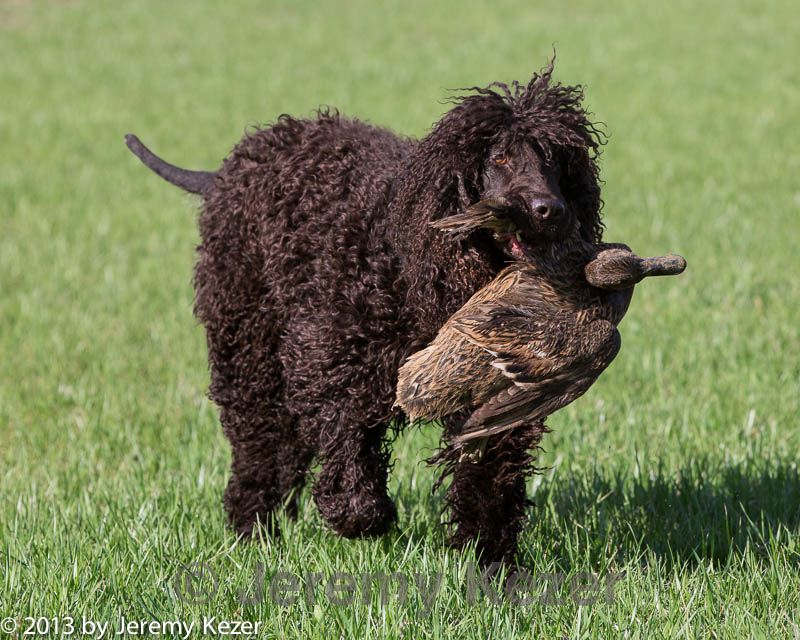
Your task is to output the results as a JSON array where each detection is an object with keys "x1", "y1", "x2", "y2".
[
  {"x1": 430, "y1": 142, "x2": 578, "y2": 260},
  {"x1": 478, "y1": 138, "x2": 575, "y2": 257},
  {"x1": 413, "y1": 59, "x2": 605, "y2": 261},
  {"x1": 392, "y1": 59, "x2": 605, "y2": 333}
]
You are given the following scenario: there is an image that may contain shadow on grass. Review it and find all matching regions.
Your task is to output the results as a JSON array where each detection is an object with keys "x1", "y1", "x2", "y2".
[
  {"x1": 292, "y1": 455, "x2": 799, "y2": 570},
  {"x1": 531, "y1": 456, "x2": 800, "y2": 566}
]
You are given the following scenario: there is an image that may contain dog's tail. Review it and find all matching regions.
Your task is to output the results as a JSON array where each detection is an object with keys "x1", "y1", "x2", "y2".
[{"x1": 124, "y1": 134, "x2": 216, "y2": 195}]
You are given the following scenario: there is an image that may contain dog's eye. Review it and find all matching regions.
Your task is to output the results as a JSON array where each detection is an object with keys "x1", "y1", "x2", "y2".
[{"x1": 493, "y1": 155, "x2": 509, "y2": 166}]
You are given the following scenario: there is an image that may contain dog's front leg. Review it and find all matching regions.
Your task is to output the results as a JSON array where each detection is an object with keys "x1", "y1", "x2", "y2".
[
  {"x1": 435, "y1": 420, "x2": 548, "y2": 566},
  {"x1": 311, "y1": 411, "x2": 397, "y2": 538}
]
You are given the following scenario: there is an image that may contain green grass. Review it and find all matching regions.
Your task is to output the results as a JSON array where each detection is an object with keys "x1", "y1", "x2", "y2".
[{"x1": 2, "y1": 0, "x2": 800, "y2": 637}]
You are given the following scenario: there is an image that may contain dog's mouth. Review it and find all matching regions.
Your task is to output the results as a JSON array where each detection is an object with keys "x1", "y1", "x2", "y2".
[
  {"x1": 468, "y1": 198, "x2": 557, "y2": 260},
  {"x1": 430, "y1": 197, "x2": 558, "y2": 261},
  {"x1": 496, "y1": 230, "x2": 536, "y2": 260}
]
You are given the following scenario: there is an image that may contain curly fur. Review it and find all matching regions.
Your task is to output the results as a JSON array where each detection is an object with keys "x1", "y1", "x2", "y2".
[
  {"x1": 188, "y1": 60, "x2": 604, "y2": 563},
  {"x1": 429, "y1": 418, "x2": 551, "y2": 563}
]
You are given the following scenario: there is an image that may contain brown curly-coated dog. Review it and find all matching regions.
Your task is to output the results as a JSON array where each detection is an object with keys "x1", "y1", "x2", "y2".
[{"x1": 125, "y1": 60, "x2": 604, "y2": 564}]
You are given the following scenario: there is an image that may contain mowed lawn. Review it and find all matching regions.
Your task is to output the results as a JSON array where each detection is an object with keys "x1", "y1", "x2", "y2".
[{"x1": 2, "y1": 0, "x2": 799, "y2": 637}]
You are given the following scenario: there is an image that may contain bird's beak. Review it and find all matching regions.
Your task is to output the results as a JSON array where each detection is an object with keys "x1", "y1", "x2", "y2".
[{"x1": 639, "y1": 254, "x2": 687, "y2": 278}]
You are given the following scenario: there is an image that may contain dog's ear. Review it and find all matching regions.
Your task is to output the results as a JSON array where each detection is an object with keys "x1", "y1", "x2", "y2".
[
  {"x1": 560, "y1": 145, "x2": 604, "y2": 242},
  {"x1": 390, "y1": 91, "x2": 511, "y2": 336},
  {"x1": 414, "y1": 91, "x2": 512, "y2": 214}
]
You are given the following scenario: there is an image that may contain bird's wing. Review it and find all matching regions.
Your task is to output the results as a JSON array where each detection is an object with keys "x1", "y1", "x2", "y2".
[
  {"x1": 452, "y1": 371, "x2": 598, "y2": 443},
  {"x1": 449, "y1": 302, "x2": 618, "y2": 444},
  {"x1": 429, "y1": 198, "x2": 513, "y2": 238}
]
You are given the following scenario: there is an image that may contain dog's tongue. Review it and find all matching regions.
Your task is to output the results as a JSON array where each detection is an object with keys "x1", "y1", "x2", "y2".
[{"x1": 508, "y1": 236, "x2": 529, "y2": 260}]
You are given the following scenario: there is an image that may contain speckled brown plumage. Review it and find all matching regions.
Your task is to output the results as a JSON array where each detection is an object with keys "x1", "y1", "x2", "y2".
[{"x1": 397, "y1": 210, "x2": 686, "y2": 445}]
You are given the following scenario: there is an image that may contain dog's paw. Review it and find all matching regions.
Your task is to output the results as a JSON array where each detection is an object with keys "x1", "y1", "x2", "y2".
[{"x1": 316, "y1": 490, "x2": 398, "y2": 538}]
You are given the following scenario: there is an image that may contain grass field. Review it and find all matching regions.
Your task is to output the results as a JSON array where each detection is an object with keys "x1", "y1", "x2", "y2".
[{"x1": 2, "y1": 0, "x2": 800, "y2": 637}]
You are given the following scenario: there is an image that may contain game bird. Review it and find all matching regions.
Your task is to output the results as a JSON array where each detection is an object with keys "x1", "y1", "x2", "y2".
[{"x1": 396, "y1": 198, "x2": 686, "y2": 448}]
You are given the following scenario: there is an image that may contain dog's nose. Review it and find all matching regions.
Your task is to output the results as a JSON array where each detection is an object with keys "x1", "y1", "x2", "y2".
[{"x1": 531, "y1": 198, "x2": 565, "y2": 221}]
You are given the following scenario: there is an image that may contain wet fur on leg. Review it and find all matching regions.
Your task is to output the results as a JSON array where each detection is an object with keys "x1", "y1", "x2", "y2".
[
  {"x1": 313, "y1": 423, "x2": 398, "y2": 538},
  {"x1": 432, "y1": 421, "x2": 550, "y2": 565}
]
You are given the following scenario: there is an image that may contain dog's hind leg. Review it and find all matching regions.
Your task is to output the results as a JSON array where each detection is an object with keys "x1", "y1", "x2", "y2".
[
  {"x1": 434, "y1": 421, "x2": 548, "y2": 565},
  {"x1": 200, "y1": 302, "x2": 314, "y2": 536},
  {"x1": 219, "y1": 401, "x2": 313, "y2": 536}
]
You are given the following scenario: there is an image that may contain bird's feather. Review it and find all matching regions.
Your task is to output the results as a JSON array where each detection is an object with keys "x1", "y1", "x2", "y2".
[
  {"x1": 452, "y1": 373, "x2": 596, "y2": 443},
  {"x1": 429, "y1": 198, "x2": 513, "y2": 238}
]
